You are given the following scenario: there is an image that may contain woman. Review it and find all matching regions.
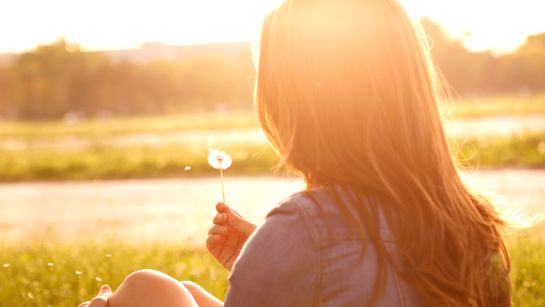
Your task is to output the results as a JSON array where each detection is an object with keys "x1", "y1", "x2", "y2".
[{"x1": 80, "y1": 0, "x2": 511, "y2": 306}]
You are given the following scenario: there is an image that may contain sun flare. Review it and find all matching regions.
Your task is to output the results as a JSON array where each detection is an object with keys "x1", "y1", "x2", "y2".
[{"x1": 0, "y1": 0, "x2": 543, "y2": 54}]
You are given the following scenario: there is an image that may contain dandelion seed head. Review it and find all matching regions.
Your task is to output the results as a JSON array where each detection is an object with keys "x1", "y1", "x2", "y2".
[{"x1": 208, "y1": 149, "x2": 232, "y2": 170}]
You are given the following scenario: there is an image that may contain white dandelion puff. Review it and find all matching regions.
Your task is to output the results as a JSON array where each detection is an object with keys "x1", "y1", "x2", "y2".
[
  {"x1": 208, "y1": 149, "x2": 232, "y2": 203},
  {"x1": 208, "y1": 149, "x2": 232, "y2": 170}
]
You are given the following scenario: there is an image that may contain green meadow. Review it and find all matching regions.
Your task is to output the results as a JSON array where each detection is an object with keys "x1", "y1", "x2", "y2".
[
  {"x1": 0, "y1": 133, "x2": 544, "y2": 182},
  {"x1": 0, "y1": 226, "x2": 544, "y2": 307},
  {"x1": 0, "y1": 94, "x2": 544, "y2": 182},
  {"x1": 1, "y1": 93, "x2": 545, "y2": 140},
  {"x1": 441, "y1": 94, "x2": 545, "y2": 118},
  {"x1": 0, "y1": 112, "x2": 259, "y2": 140}
]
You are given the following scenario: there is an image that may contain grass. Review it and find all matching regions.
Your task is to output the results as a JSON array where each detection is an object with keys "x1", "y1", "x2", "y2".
[
  {"x1": 0, "y1": 93, "x2": 543, "y2": 181},
  {"x1": 456, "y1": 133, "x2": 545, "y2": 168},
  {"x1": 0, "y1": 111, "x2": 258, "y2": 140},
  {"x1": 0, "y1": 132, "x2": 544, "y2": 182},
  {"x1": 509, "y1": 228, "x2": 545, "y2": 307},
  {"x1": 0, "y1": 93, "x2": 543, "y2": 141},
  {"x1": 0, "y1": 112, "x2": 260, "y2": 140},
  {"x1": 444, "y1": 93, "x2": 545, "y2": 118},
  {"x1": 0, "y1": 243, "x2": 228, "y2": 307},
  {"x1": 0, "y1": 227, "x2": 543, "y2": 307},
  {"x1": 0, "y1": 143, "x2": 279, "y2": 182}
]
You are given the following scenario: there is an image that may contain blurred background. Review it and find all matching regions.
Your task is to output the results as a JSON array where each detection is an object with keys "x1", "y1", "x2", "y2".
[{"x1": 0, "y1": 1, "x2": 544, "y2": 305}]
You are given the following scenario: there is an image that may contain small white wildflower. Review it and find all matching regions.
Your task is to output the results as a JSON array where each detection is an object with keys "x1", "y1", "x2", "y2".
[
  {"x1": 2, "y1": 263, "x2": 10, "y2": 268},
  {"x1": 95, "y1": 276, "x2": 103, "y2": 282},
  {"x1": 27, "y1": 292, "x2": 34, "y2": 299},
  {"x1": 75, "y1": 270, "x2": 82, "y2": 276},
  {"x1": 47, "y1": 262, "x2": 54, "y2": 267},
  {"x1": 105, "y1": 253, "x2": 112, "y2": 258},
  {"x1": 184, "y1": 166, "x2": 192, "y2": 171}
]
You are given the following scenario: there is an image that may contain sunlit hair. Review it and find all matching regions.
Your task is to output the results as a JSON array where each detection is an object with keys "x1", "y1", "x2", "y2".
[{"x1": 255, "y1": 0, "x2": 511, "y2": 306}]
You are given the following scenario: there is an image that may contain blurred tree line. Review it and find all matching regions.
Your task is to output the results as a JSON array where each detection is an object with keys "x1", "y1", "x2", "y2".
[
  {"x1": 0, "y1": 19, "x2": 544, "y2": 120},
  {"x1": 0, "y1": 41, "x2": 254, "y2": 119},
  {"x1": 421, "y1": 19, "x2": 545, "y2": 95}
]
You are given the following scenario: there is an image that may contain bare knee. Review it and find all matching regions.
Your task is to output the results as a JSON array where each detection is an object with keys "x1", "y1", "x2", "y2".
[
  {"x1": 123, "y1": 269, "x2": 179, "y2": 290},
  {"x1": 109, "y1": 269, "x2": 197, "y2": 307}
]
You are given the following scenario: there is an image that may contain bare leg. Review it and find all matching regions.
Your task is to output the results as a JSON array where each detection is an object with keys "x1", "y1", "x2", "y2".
[
  {"x1": 107, "y1": 269, "x2": 198, "y2": 307},
  {"x1": 180, "y1": 281, "x2": 223, "y2": 307}
]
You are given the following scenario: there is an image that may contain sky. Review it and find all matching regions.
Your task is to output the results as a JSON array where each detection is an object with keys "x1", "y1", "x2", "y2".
[{"x1": 0, "y1": 0, "x2": 544, "y2": 54}]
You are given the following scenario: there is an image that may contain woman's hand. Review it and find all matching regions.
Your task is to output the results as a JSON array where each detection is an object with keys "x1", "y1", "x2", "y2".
[
  {"x1": 79, "y1": 285, "x2": 112, "y2": 307},
  {"x1": 206, "y1": 203, "x2": 257, "y2": 271}
]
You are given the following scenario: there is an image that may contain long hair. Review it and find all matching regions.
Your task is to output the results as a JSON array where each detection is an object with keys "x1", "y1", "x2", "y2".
[{"x1": 255, "y1": 0, "x2": 511, "y2": 306}]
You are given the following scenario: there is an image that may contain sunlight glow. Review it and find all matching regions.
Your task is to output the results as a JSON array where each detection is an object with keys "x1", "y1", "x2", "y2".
[
  {"x1": 400, "y1": 0, "x2": 545, "y2": 54},
  {"x1": 0, "y1": 0, "x2": 283, "y2": 53},
  {"x1": 0, "y1": 0, "x2": 543, "y2": 53}
]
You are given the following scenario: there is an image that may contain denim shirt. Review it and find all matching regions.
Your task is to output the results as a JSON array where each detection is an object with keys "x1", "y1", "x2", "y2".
[{"x1": 224, "y1": 186, "x2": 422, "y2": 307}]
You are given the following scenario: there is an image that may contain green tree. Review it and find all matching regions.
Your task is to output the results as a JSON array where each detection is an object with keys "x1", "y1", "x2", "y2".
[
  {"x1": 499, "y1": 33, "x2": 545, "y2": 91},
  {"x1": 8, "y1": 39, "x2": 105, "y2": 119},
  {"x1": 420, "y1": 18, "x2": 497, "y2": 95}
]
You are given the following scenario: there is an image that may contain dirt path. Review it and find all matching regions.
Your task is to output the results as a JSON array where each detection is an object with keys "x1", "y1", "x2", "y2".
[{"x1": 0, "y1": 170, "x2": 543, "y2": 246}]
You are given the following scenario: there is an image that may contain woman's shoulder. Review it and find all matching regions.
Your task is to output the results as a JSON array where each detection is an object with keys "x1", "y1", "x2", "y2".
[
  {"x1": 267, "y1": 185, "x2": 350, "y2": 219},
  {"x1": 261, "y1": 189, "x2": 321, "y2": 245},
  {"x1": 268, "y1": 185, "x2": 375, "y2": 242}
]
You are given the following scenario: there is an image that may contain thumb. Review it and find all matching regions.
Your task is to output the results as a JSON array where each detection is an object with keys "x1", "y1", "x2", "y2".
[{"x1": 224, "y1": 206, "x2": 256, "y2": 236}]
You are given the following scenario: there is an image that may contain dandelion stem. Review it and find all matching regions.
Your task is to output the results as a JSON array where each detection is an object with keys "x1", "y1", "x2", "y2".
[{"x1": 220, "y1": 168, "x2": 225, "y2": 203}]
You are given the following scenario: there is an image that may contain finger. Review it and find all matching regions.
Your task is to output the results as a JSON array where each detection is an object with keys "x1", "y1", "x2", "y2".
[
  {"x1": 88, "y1": 296, "x2": 108, "y2": 307},
  {"x1": 216, "y1": 202, "x2": 226, "y2": 212},
  {"x1": 213, "y1": 213, "x2": 227, "y2": 225},
  {"x1": 224, "y1": 206, "x2": 256, "y2": 235},
  {"x1": 206, "y1": 234, "x2": 226, "y2": 247},
  {"x1": 208, "y1": 224, "x2": 228, "y2": 236},
  {"x1": 78, "y1": 302, "x2": 90, "y2": 307},
  {"x1": 225, "y1": 205, "x2": 243, "y2": 219}
]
